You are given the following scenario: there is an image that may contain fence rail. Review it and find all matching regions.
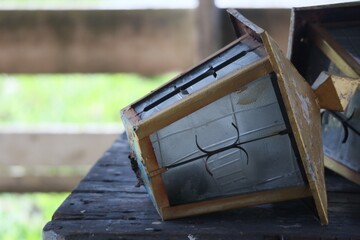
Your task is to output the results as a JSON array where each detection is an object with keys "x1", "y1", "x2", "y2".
[{"x1": 0, "y1": 129, "x2": 119, "y2": 192}]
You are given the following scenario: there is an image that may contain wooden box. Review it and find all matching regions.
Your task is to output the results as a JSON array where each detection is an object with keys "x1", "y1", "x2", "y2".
[
  {"x1": 121, "y1": 11, "x2": 328, "y2": 224},
  {"x1": 288, "y1": 2, "x2": 360, "y2": 184}
]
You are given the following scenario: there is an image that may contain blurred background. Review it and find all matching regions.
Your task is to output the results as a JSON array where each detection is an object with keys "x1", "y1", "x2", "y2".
[{"x1": 0, "y1": 0, "x2": 357, "y2": 239}]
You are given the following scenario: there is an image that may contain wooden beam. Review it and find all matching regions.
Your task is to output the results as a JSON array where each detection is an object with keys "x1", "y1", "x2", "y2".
[
  {"x1": 0, "y1": 9, "x2": 197, "y2": 74},
  {"x1": 262, "y1": 31, "x2": 328, "y2": 225},
  {"x1": 0, "y1": 131, "x2": 118, "y2": 166},
  {"x1": 138, "y1": 136, "x2": 170, "y2": 212},
  {"x1": 325, "y1": 156, "x2": 360, "y2": 185},
  {"x1": 312, "y1": 71, "x2": 343, "y2": 112},
  {"x1": 136, "y1": 57, "x2": 273, "y2": 139},
  {"x1": 312, "y1": 72, "x2": 359, "y2": 111},
  {"x1": 161, "y1": 186, "x2": 311, "y2": 220},
  {"x1": 309, "y1": 24, "x2": 360, "y2": 78},
  {"x1": 0, "y1": 127, "x2": 120, "y2": 192}
]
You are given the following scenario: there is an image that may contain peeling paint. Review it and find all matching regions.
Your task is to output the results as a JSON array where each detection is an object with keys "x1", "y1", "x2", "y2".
[
  {"x1": 298, "y1": 93, "x2": 311, "y2": 125},
  {"x1": 188, "y1": 234, "x2": 197, "y2": 240}
]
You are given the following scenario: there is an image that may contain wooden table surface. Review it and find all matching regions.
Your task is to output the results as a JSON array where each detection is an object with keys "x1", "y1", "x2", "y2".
[{"x1": 43, "y1": 133, "x2": 360, "y2": 240}]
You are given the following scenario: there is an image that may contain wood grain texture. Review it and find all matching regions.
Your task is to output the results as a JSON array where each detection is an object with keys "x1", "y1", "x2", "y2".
[
  {"x1": 312, "y1": 72, "x2": 360, "y2": 112},
  {"x1": 331, "y1": 75, "x2": 360, "y2": 111},
  {"x1": 43, "y1": 134, "x2": 360, "y2": 239},
  {"x1": 312, "y1": 71, "x2": 344, "y2": 112},
  {"x1": 262, "y1": 32, "x2": 328, "y2": 224}
]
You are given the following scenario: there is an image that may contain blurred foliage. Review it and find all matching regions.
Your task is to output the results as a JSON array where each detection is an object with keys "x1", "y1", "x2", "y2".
[
  {"x1": 0, "y1": 193, "x2": 68, "y2": 240},
  {"x1": 0, "y1": 73, "x2": 173, "y2": 124},
  {"x1": 0, "y1": 73, "x2": 174, "y2": 239}
]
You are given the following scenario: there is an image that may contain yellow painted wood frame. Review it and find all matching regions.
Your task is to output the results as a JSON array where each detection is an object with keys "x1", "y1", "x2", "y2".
[
  {"x1": 325, "y1": 156, "x2": 360, "y2": 185},
  {"x1": 123, "y1": 54, "x2": 313, "y2": 221},
  {"x1": 122, "y1": 11, "x2": 329, "y2": 224},
  {"x1": 226, "y1": 9, "x2": 328, "y2": 225},
  {"x1": 308, "y1": 23, "x2": 360, "y2": 186},
  {"x1": 161, "y1": 186, "x2": 312, "y2": 220},
  {"x1": 129, "y1": 56, "x2": 276, "y2": 218},
  {"x1": 261, "y1": 32, "x2": 328, "y2": 225},
  {"x1": 309, "y1": 23, "x2": 360, "y2": 78},
  {"x1": 135, "y1": 57, "x2": 273, "y2": 139}
]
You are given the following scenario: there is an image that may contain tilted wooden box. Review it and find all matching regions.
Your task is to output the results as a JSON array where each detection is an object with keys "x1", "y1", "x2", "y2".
[
  {"x1": 288, "y1": 2, "x2": 360, "y2": 185},
  {"x1": 121, "y1": 11, "x2": 328, "y2": 224}
]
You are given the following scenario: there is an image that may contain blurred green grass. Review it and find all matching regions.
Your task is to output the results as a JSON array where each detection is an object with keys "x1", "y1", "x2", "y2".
[
  {"x1": 0, "y1": 193, "x2": 68, "y2": 240},
  {"x1": 0, "y1": 73, "x2": 174, "y2": 239},
  {"x1": 0, "y1": 73, "x2": 173, "y2": 124}
]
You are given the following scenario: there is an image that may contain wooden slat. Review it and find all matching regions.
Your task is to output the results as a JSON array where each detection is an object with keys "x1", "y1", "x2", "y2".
[
  {"x1": 308, "y1": 24, "x2": 360, "y2": 78},
  {"x1": 331, "y1": 75, "x2": 360, "y2": 110},
  {"x1": 262, "y1": 32, "x2": 328, "y2": 224},
  {"x1": 312, "y1": 71, "x2": 344, "y2": 112},
  {"x1": 136, "y1": 57, "x2": 273, "y2": 139},
  {"x1": 138, "y1": 137, "x2": 170, "y2": 212},
  {"x1": 0, "y1": 132, "x2": 118, "y2": 166},
  {"x1": 43, "y1": 213, "x2": 360, "y2": 240},
  {"x1": 0, "y1": 128, "x2": 124, "y2": 192},
  {"x1": 325, "y1": 156, "x2": 360, "y2": 185},
  {"x1": 161, "y1": 186, "x2": 311, "y2": 220}
]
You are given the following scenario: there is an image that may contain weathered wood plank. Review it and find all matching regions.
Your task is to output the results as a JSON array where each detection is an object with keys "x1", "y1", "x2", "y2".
[
  {"x1": 0, "y1": 9, "x2": 197, "y2": 74},
  {"x1": 263, "y1": 32, "x2": 328, "y2": 224},
  {"x1": 44, "y1": 198, "x2": 360, "y2": 239},
  {"x1": 43, "y1": 133, "x2": 360, "y2": 239},
  {"x1": 51, "y1": 190, "x2": 360, "y2": 220}
]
